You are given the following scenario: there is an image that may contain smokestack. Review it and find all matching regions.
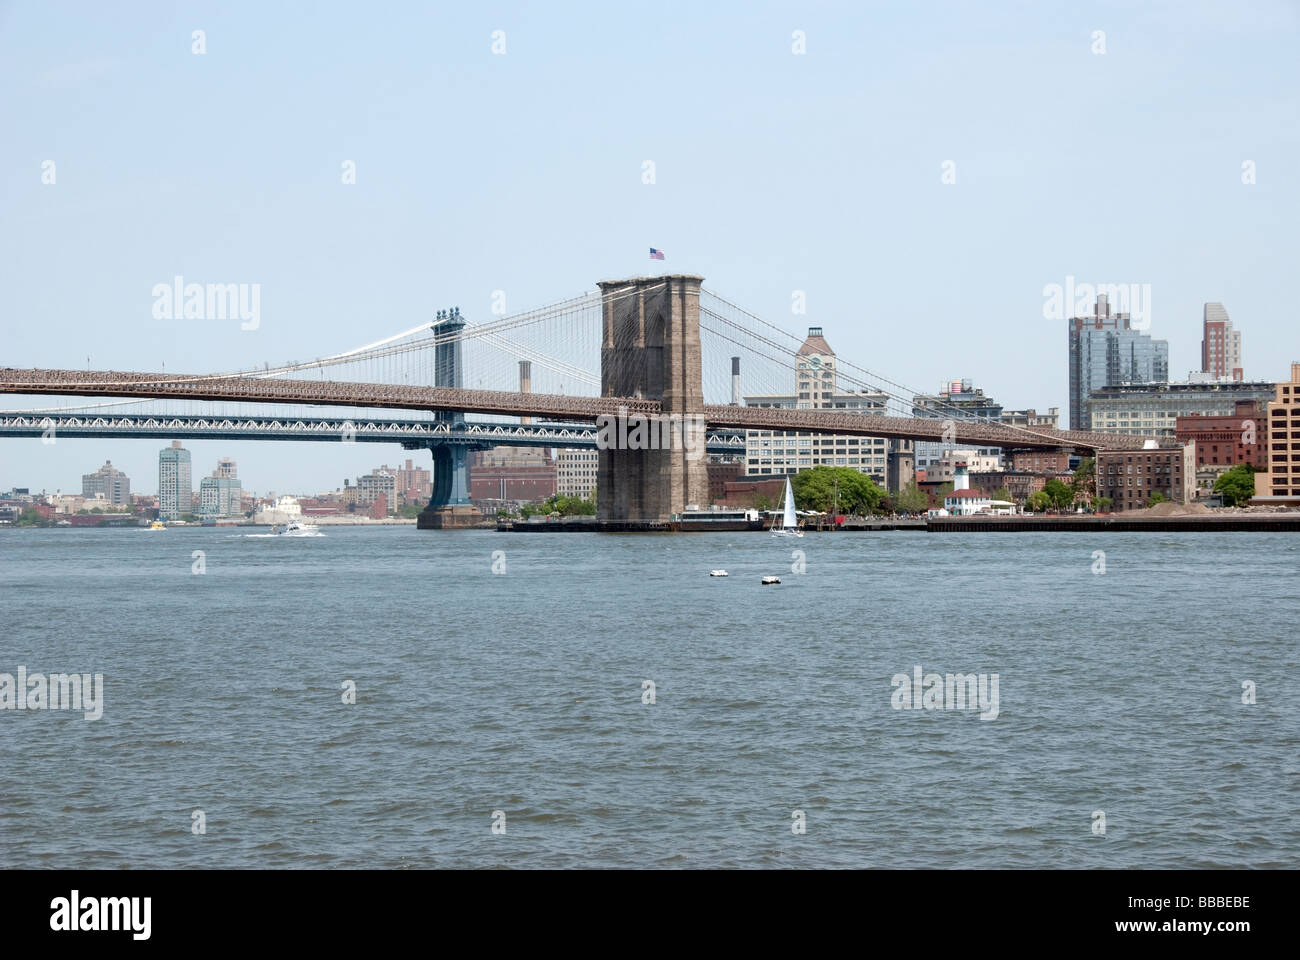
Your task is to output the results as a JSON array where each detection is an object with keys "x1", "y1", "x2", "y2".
[
  {"x1": 731, "y1": 356, "x2": 741, "y2": 406},
  {"x1": 519, "y1": 360, "x2": 532, "y2": 425}
]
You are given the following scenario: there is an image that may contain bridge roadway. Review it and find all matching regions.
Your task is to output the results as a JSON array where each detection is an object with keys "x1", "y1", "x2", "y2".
[{"x1": 0, "y1": 367, "x2": 1158, "y2": 451}]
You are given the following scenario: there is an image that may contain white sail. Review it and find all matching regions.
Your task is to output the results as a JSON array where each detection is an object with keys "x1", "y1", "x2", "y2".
[
  {"x1": 771, "y1": 476, "x2": 803, "y2": 537},
  {"x1": 782, "y1": 478, "x2": 797, "y2": 530}
]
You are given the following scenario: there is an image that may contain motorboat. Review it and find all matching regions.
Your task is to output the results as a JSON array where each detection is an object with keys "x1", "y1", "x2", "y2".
[
  {"x1": 149, "y1": 520, "x2": 166, "y2": 531},
  {"x1": 273, "y1": 520, "x2": 319, "y2": 536},
  {"x1": 709, "y1": 570, "x2": 728, "y2": 577}
]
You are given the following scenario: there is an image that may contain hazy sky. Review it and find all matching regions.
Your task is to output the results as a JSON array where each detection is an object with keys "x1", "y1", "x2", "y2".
[{"x1": 2, "y1": 0, "x2": 1298, "y2": 495}]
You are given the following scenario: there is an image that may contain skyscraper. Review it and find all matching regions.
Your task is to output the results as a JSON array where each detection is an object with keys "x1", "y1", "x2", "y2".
[
  {"x1": 81, "y1": 460, "x2": 131, "y2": 506},
  {"x1": 199, "y1": 458, "x2": 241, "y2": 517},
  {"x1": 1200, "y1": 302, "x2": 1243, "y2": 381},
  {"x1": 1068, "y1": 293, "x2": 1169, "y2": 429},
  {"x1": 158, "y1": 441, "x2": 192, "y2": 520}
]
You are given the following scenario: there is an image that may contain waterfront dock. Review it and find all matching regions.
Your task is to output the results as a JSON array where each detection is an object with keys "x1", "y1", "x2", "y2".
[{"x1": 497, "y1": 514, "x2": 1300, "y2": 533}]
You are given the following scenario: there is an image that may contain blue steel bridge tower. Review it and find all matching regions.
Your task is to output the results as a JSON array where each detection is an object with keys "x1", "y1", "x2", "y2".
[{"x1": 411, "y1": 307, "x2": 487, "y2": 527}]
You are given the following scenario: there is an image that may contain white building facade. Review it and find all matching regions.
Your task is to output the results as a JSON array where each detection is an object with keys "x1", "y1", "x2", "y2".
[
  {"x1": 744, "y1": 327, "x2": 890, "y2": 483},
  {"x1": 556, "y1": 448, "x2": 598, "y2": 499}
]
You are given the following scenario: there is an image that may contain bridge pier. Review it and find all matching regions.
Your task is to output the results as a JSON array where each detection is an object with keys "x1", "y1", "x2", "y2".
[
  {"x1": 596, "y1": 275, "x2": 709, "y2": 522},
  {"x1": 415, "y1": 440, "x2": 488, "y2": 528}
]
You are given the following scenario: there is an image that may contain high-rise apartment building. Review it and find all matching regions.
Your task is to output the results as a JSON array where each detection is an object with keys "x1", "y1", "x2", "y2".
[
  {"x1": 157, "y1": 441, "x2": 192, "y2": 520},
  {"x1": 391, "y1": 459, "x2": 432, "y2": 506},
  {"x1": 1255, "y1": 363, "x2": 1300, "y2": 500},
  {"x1": 743, "y1": 327, "x2": 891, "y2": 483},
  {"x1": 198, "y1": 459, "x2": 242, "y2": 517},
  {"x1": 1068, "y1": 293, "x2": 1169, "y2": 429},
  {"x1": 81, "y1": 461, "x2": 131, "y2": 506},
  {"x1": 355, "y1": 468, "x2": 397, "y2": 514},
  {"x1": 1200, "y1": 302, "x2": 1243, "y2": 381},
  {"x1": 199, "y1": 476, "x2": 242, "y2": 517}
]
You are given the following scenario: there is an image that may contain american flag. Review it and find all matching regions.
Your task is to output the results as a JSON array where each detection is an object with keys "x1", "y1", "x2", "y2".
[{"x1": 649, "y1": 248, "x2": 665, "y2": 260}]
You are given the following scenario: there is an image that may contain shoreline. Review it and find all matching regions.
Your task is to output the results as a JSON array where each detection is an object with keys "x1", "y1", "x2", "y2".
[{"x1": 497, "y1": 513, "x2": 1300, "y2": 533}]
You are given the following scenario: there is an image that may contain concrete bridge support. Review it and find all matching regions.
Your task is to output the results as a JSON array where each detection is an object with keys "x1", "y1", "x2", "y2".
[{"x1": 596, "y1": 275, "x2": 709, "y2": 522}]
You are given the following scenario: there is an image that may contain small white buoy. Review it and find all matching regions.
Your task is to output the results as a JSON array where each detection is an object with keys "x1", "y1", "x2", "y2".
[
  {"x1": 710, "y1": 569, "x2": 728, "y2": 577},
  {"x1": 761, "y1": 576, "x2": 780, "y2": 585}
]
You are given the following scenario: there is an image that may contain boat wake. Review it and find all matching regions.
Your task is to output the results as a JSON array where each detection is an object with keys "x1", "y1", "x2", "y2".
[{"x1": 241, "y1": 531, "x2": 326, "y2": 538}]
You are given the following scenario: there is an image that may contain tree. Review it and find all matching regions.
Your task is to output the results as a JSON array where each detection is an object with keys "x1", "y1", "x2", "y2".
[
  {"x1": 1071, "y1": 458, "x2": 1096, "y2": 501},
  {"x1": 1043, "y1": 478, "x2": 1074, "y2": 511},
  {"x1": 790, "y1": 466, "x2": 882, "y2": 515},
  {"x1": 1214, "y1": 464, "x2": 1258, "y2": 507},
  {"x1": 1026, "y1": 491, "x2": 1051, "y2": 513},
  {"x1": 1093, "y1": 496, "x2": 1113, "y2": 513},
  {"x1": 1146, "y1": 491, "x2": 1168, "y2": 507},
  {"x1": 894, "y1": 481, "x2": 928, "y2": 515},
  {"x1": 18, "y1": 508, "x2": 44, "y2": 527},
  {"x1": 992, "y1": 486, "x2": 1012, "y2": 504},
  {"x1": 520, "y1": 494, "x2": 596, "y2": 518}
]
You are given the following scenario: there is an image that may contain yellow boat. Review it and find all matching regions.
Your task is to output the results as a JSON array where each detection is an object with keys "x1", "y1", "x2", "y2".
[{"x1": 149, "y1": 520, "x2": 166, "y2": 530}]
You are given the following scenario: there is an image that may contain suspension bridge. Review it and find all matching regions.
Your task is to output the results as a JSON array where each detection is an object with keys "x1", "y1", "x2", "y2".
[{"x1": 0, "y1": 274, "x2": 1153, "y2": 526}]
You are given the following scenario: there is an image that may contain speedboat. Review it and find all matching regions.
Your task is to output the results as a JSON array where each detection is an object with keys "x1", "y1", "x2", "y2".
[
  {"x1": 709, "y1": 570, "x2": 728, "y2": 577},
  {"x1": 149, "y1": 520, "x2": 166, "y2": 531},
  {"x1": 273, "y1": 520, "x2": 319, "y2": 536}
]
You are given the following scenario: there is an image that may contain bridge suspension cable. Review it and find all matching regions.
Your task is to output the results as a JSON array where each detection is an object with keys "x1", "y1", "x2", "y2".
[{"x1": 700, "y1": 289, "x2": 1075, "y2": 450}]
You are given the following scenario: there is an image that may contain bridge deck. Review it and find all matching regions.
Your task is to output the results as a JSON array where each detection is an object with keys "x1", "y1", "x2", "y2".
[{"x1": 0, "y1": 367, "x2": 1158, "y2": 451}]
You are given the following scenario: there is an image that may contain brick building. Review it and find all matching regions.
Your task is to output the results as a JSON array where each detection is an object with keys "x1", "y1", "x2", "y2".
[
  {"x1": 969, "y1": 471, "x2": 1048, "y2": 502},
  {"x1": 469, "y1": 462, "x2": 557, "y2": 504},
  {"x1": 1095, "y1": 444, "x2": 1196, "y2": 512},
  {"x1": 1174, "y1": 400, "x2": 1265, "y2": 469},
  {"x1": 718, "y1": 477, "x2": 787, "y2": 509},
  {"x1": 1008, "y1": 450, "x2": 1072, "y2": 474},
  {"x1": 707, "y1": 460, "x2": 744, "y2": 503}
]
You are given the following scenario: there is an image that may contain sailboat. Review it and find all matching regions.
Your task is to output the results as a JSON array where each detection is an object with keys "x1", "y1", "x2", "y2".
[{"x1": 770, "y1": 476, "x2": 804, "y2": 538}]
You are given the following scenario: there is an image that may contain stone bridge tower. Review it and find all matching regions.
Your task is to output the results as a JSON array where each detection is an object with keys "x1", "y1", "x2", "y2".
[{"x1": 596, "y1": 275, "x2": 710, "y2": 522}]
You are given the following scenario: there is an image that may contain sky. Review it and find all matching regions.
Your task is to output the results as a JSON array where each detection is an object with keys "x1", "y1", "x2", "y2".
[{"x1": 2, "y1": 0, "x2": 1298, "y2": 496}]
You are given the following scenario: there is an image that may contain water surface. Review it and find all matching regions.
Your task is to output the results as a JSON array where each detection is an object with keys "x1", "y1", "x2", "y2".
[{"x1": 1, "y1": 527, "x2": 1296, "y2": 868}]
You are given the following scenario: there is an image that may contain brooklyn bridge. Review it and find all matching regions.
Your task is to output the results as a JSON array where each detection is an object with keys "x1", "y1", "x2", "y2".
[{"x1": 0, "y1": 275, "x2": 1154, "y2": 525}]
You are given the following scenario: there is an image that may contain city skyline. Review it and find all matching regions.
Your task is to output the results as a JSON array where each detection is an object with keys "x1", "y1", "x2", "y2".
[{"x1": 3, "y1": 1, "x2": 1297, "y2": 491}]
